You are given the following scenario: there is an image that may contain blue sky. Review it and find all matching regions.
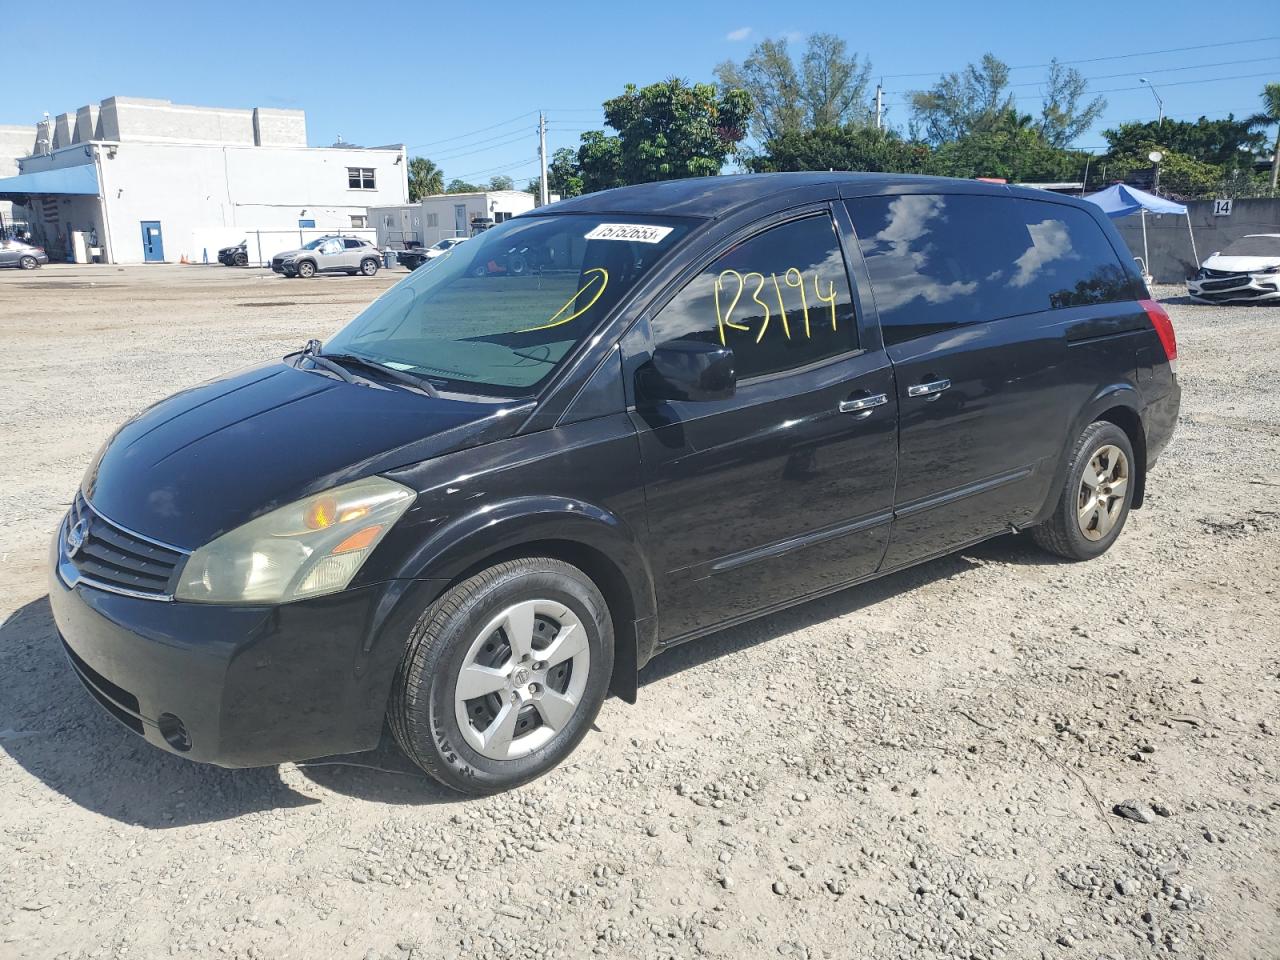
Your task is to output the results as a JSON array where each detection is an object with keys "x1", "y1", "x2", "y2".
[{"x1": 6, "y1": 0, "x2": 1276, "y2": 184}]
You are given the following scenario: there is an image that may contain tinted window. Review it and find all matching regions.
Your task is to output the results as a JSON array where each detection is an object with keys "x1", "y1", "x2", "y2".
[
  {"x1": 343, "y1": 239, "x2": 363, "y2": 249},
  {"x1": 651, "y1": 215, "x2": 857, "y2": 380},
  {"x1": 846, "y1": 195, "x2": 1144, "y2": 346}
]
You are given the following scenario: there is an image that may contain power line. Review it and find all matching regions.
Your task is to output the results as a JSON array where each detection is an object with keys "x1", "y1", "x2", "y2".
[
  {"x1": 451, "y1": 158, "x2": 539, "y2": 181},
  {"x1": 880, "y1": 35, "x2": 1280, "y2": 79},
  {"x1": 882, "y1": 68, "x2": 1279, "y2": 105},
  {"x1": 406, "y1": 110, "x2": 536, "y2": 150},
  {"x1": 1005, "y1": 55, "x2": 1280, "y2": 88},
  {"x1": 431, "y1": 130, "x2": 534, "y2": 163}
]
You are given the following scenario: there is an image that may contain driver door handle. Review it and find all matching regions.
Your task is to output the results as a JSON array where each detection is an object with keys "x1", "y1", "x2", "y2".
[
  {"x1": 838, "y1": 393, "x2": 889, "y2": 418},
  {"x1": 907, "y1": 378, "x2": 951, "y2": 399}
]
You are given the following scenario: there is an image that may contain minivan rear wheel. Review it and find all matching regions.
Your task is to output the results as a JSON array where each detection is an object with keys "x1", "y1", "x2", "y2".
[
  {"x1": 1031, "y1": 421, "x2": 1135, "y2": 561},
  {"x1": 389, "y1": 557, "x2": 614, "y2": 795}
]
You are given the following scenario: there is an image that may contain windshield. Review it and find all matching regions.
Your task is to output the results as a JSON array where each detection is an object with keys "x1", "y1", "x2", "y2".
[
  {"x1": 1220, "y1": 235, "x2": 1280, "y2": 258},
  {"x1": 325, "y1": 214, "x2": 691, "y2": 396}
]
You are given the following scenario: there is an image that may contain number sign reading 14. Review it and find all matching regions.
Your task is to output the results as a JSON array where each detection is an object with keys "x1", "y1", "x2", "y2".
[
  {"x1": 1213, "y1": 199, "x2": 1232, "y2": 217},
  {"x1": 714, "y1": 268, "x2": 839, "y2": 346}
]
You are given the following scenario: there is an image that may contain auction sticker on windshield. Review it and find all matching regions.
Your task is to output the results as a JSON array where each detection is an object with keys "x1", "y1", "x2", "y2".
[{"x1": 584, "y1": 223, "x2": 674, "y2": 243}]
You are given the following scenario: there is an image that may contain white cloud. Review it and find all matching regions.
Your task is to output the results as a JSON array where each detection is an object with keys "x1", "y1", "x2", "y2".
[
  {"x1": 726, "y1": 26, "x2": 752, "y2": 41},
  {"x1": 1009, "y1": 218, "x2": 1079, "y2": 288}
]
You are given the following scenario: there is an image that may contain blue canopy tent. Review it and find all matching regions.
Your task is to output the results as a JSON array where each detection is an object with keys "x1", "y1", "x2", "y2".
[
  {"x1": 0, "y1": 163, "x2": 100, "y2": 199},
  {"x1": 1083, "y1": 184, "x2": 1198, "y2": 283}
]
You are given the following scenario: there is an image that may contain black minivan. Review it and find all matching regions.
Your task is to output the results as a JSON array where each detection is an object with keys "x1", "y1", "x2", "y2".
[{"x1": 50, "y1": 174, "x2": 1180, "y2": 794}]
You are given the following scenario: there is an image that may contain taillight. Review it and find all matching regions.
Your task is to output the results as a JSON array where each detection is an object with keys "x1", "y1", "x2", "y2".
[{"x1": 1140, "y1": 298, "x2": 1177, "y2": 375}]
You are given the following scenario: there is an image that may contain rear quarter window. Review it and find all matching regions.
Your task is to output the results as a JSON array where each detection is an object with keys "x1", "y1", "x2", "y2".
[{"x1": 846, "y1": 194, "x2": 1144, "y2": 347}]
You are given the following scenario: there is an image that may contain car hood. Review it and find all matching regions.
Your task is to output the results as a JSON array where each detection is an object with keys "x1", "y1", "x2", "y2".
[
  {"x1": 83, "y1": 361, "x2": 529, "y2": 548},
  {"x1": 1201, "y1": 253, "x2": 1280, "y2": 274}
]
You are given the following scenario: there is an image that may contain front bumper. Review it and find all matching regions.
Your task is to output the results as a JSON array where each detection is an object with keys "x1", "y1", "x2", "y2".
[
  {"x1": 48, "y1": 527, "x2": 413, "y2": 768},
  {"x1": 1186, "y1": 274, "x2": 1280, "y2": 304}
]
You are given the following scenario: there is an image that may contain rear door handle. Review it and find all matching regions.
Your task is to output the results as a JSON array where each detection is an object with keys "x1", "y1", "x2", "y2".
[
  {"x1": 907, "y1": 378, "x2": 951, "y2": 399},
  {"x1": 838, "y1": 393, "x2": 889, "y2": 418}
]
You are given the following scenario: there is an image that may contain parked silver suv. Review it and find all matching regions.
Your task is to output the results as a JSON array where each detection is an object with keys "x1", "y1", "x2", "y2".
[{"x1": 270, "y1": 236, "x2": 380, "y2": 278}]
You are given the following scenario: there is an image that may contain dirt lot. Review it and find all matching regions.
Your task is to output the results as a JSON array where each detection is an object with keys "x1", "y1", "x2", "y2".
[{"x1": 1, "y1": 264, "x2": 1277, "y2": 960}]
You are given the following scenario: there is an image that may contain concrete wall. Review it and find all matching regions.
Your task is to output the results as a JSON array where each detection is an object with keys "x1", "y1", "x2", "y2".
[
  {"x1": 46, "y1": 98, "x2": 308, "y2": 148},
  {"x1": 1113, "y1": 198, "x2": 1280, "y2": 283}
]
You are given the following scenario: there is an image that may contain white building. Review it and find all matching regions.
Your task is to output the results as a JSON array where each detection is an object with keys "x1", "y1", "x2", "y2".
[
  {"x1": 370, "y1": 191, "x2": 537, "y2": 249},
  {"x1": 0, "y1": 97, "x2": 409, "y2": 264}
]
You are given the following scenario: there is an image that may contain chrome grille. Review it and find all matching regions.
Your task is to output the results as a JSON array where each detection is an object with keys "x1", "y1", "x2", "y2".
[{"x1": 62, "y1": 493, "x2": 187, "y2": 599}]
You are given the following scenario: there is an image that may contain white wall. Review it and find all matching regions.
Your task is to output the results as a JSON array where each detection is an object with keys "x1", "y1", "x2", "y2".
[
  {"x1": 417, "y1": 191, "x2": 535, "y2": 244},
  {"x1": 18, "y1": 140, "x2": 407, "y2": 263}
]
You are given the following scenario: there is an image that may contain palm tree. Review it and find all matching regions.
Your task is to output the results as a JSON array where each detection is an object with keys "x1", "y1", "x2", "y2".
[
  {"x1": 1255, "y1": 83, "x2": 1280, "y2": 195},
  {"x1": 407, "y1": 157, "x2": 444, "y2": 201}
]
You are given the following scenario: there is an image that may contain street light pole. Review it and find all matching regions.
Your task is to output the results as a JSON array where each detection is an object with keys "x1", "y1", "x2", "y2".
[{"x1": 1139, "y1": 78, "x2": 1164, "y2": 125}]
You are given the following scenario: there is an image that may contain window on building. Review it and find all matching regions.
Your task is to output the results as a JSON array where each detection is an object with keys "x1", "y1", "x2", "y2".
[
  {"x1": 651, "y1": 214, "x2": 858, "y2": 381},
  {"x1": 350, "y1": 215, "x2": 367, "y2": 229},
  {"x1": 426, "y1": 213, "x2": 439, "y2": 228},
  {"x1": 347, "y1": 167, "x2": 376, "y2": 190},
  {"x1": 494, "y1": 211, "x2": 513, "y2": 223},
  {"x1": 846, "y1": 194, "x2": 1144, "y2": 347}
]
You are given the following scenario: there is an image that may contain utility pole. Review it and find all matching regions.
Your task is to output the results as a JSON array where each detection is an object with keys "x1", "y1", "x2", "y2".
[
  {"x1": 1139, "y1": 78, "x2": 1163, "y2": 126},
  {"x1": 538, "y1": 112, "x2": 549, "y2": 207},
  {"x1": 874, "y1": 84, "x2": 883, "y2": 131}
]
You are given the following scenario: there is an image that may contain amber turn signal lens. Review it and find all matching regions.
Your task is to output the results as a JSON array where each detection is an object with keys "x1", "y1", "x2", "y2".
[
  {"x1": 332, "y1": 524, "x2": 384, "y2": 554},
  {"x1": 304, "y1": 496, "x2": 339, "y2": 530}
]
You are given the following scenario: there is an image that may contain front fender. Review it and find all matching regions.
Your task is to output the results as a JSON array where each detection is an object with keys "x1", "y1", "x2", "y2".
[{"x1": 394, "y1": 496, "x2": 657, "y2": 621}]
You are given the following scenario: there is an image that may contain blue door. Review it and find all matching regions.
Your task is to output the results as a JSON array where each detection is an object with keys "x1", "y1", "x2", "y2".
[{"x1": 140, "y1": 221, "x2": 164, "y2": 262}]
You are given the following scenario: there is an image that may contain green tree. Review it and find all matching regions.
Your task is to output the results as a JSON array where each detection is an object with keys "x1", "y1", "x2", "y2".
[
  {"x1": 1251, "y1": 82, "x2": 1280, "y2": 193},
  {"x1": 582, "y1": 78, "x2": 751, "y2": 186},
  {"x1": 407, "y1": 156, "x2": 444, "y2": 201},
  {"x1": 487, "y1": 175, "x2": 515, "y2": 191},
  {"x1": 576, "y1": 130, "x2": 626, "y2": 193},
  {"x1": 445, "y1": 178, "x2": 482, "y2": 194},
  {"x1": 910, "y1": 54, "x2": 1015, "y2": 145},
  {"x1": 715, "y1": 33, "x2": 871, "y2": 142},
  {"x1": 1040, "y1": 59, "x2": 1106, "y2": 148},
  {"x1": 1100, "y1": 150, "x2": 1225, "y2": 198},
  {"x1": 748, "y1": 125, "x2": 928, "y2": 174},
  {"x1": 1102, "y1": 116, "x2": 1266, "y2": 170},
  {"x1": 924, "y1": 110, "x2": 1088, "y2": 182},
  {"x1": 527, "y1": 147, "x2": 584, "y2": 202},
  {"x1": 911, "y1": 54, "x2": 1105, "y2": 149}
]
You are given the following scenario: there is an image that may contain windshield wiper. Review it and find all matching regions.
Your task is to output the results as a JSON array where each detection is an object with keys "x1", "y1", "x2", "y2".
[
  {"x1": 299, "y1": 339, "x2": 357, "y2": 384},
  {"x1": 301, "y1": 340, "x2": 441, "y2": 398}
]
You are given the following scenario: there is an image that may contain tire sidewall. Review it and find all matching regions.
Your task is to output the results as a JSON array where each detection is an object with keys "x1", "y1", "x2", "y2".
[
  {"x1": 361, "y1": 258, "x2": 378, "y2": 276},
  {"x1": 412, "y1": 564, "x2": 613, "y2": 793},
  {"x1": 1059, "y1": 422, "x2": 1135, "y2": 559},
  {"x1": 297, "y1": 260, "x2": 315, "y2": 278},
  {"x1": 19, "y1": 256, "x2": 37, "y2": 270}
]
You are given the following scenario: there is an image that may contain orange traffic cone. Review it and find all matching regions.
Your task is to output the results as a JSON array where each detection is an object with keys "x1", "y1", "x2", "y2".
[{"x1": 179, "y1": 254, "x2": 189, "y2": 264}]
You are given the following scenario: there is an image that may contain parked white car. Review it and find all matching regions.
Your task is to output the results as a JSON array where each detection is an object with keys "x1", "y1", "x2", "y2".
[
  {"x1": 423, "y1": 236, "x2": 468, "y2": 260},
  {"x1": 1186, "y1": 234, "x2": 1280, "y2": 304}
]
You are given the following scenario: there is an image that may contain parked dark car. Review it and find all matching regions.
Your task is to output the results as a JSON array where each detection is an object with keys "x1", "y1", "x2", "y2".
[
  {"x1": 50, "y1": 174, "x2": 1179, "y2": 794},
  {"x1": 0, "y1": 238, "x2": 49, "y2": 269},
  {"x1": 217, "y1": 241, "x2": 249, "y2": 267}
]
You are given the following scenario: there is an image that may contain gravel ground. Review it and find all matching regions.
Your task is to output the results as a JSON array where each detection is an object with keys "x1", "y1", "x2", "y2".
[{"x1": 0, "y1": 265, "x2": 1277, "y2": 960}]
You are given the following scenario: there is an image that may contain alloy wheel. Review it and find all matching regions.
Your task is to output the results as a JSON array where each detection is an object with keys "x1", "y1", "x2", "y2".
[
  {"x1": 453, "y1": 599, "x2": 590, "y2": 761},
  {"x1": 1077, "y1": 443, "x2": 1129, "y2": 541}
]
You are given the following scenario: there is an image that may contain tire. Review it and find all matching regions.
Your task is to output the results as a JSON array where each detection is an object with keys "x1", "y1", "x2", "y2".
[
  {"x1": 19, "y1": 255, "x2": 38, "y2": 270},
  {"x1": 296, "y1": 260, "x2": 316, "y2": 279},
  {"x1": 470, "y1": 263, "x2": 488, "y2": 278},
  {"x1": 1031, "y1": 420, "x2": 1136, "y2": 561},
  {"x1": 233, "y1": 251, "x2": 248, "y2": 267},
  {"x1": 360, "y1": 258, "x2": 379, "y2": 277},
  {"x1": 389, "y1": 557, "x2": 614, "y2": 795}
]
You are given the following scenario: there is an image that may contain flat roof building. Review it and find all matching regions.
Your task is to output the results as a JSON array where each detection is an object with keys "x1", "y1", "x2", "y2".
[{"x1": 0, "y1": 97, "x2": 409, "y2": 264}]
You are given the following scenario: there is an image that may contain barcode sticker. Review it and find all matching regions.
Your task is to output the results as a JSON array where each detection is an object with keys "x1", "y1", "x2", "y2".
[{"x1": 584, "y1": 223, "x2": 674, "y2": 244}]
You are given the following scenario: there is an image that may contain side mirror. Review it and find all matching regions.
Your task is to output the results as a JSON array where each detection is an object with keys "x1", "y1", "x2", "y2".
[{"x1": 640, "y1": 339, "x2": 736, "y2": 403}]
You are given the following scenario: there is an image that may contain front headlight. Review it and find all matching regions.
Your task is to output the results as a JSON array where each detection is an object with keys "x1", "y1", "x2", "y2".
[{"x1": 175, "y1": 476, "x2": 415, "y2": 604}]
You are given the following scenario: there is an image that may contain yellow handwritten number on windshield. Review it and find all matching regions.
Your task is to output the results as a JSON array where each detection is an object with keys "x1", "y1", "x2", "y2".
[{"x1": 517, "y1": 268, "x2": 610, "y2": 333}]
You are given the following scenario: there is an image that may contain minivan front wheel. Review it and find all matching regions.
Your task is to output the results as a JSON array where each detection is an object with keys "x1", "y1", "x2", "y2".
[
  {"x1": 389, "y1": 557, "x2": 614, "y2": 795},
  {"x1": 1032, "y1": 421, "x2": 1135, "y2": 561}
]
